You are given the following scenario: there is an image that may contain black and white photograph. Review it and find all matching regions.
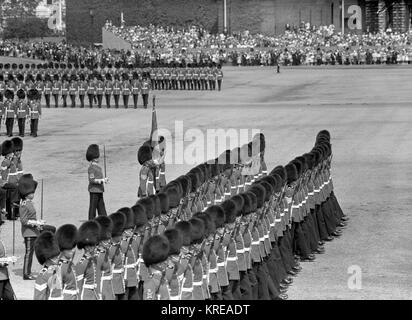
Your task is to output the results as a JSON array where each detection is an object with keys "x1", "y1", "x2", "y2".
[{"x1": 0, "y1": 0, "x2": 411, "y2": 306}]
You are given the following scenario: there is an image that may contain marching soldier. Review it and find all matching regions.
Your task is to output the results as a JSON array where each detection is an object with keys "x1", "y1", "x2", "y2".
[
  {"x1": 43, "y1": 74, "x2": 52, "y2": 108},
  {"x1": 141, "y1": 75, "x2": 151, "y2": 109},
  {"x1": 208, "y1": 68, "x2": 216, "y2": 90},
  {"x1": 121, "y1": 73, "x2": 131, "y2": 108},
  {"x1": 178, "y1": 68, "x2": 185, "y2": 90},
  {"x1": 216, "y1": 67, "x2": 223, "y2": 91},
  {"x1": 104, "y1": 73, "x2": 113, "y2": 108},
  {"x1": 87, "y1": 75, "x2": 96, "y2": 108},
  {"x1": 96, "y1": 75, "x2": 104, "y2": 108},
  {"x1": 56, "y1": 224, "x2": 79, "y2": 300},
  {"x1": 27, "y1": 89, "x2": 41, "y2": 137},
  {"x1": 94, "y1": 216, "x2": 115, "y2": 300},
  {"x1": 33, "y1": 232, "x2": 62, "y2": 300},
  {"x1": 35, "y1": 74, "x2": 44, "y2": 105},
  {"x1": 75, "y1": 221, "x2": 100, "y2": 300},
  {"x1": 11, "y1": 137, "x2": 23, "y2": 184},
  {"x1": 200, "y1": 67, "x2": 207, "y2": 90},
  {"x1": 186, "y1": 68, "x2": 193, "y2": 91},
  {"x1": 78, "y1": 74, "x2": 87, "y2": 108},
  {"x1": 170, "y1": 68, "x2": 178, "y2": 90},
  {"x1": 113, "y1": 75, "x2": 121, "y2": 108},
  {"x1": 192, "y1": 68, "x2": 199, "y2": 90},
  {"x1": 163, "y1": 68, "x2": 170, "y2": 90},
  {"x1": 149, "y1": 68, "x2": 156, "y2": 90},
  {"x1": 142, "y1": 235, "x2": 170, "y2": 300},
  {"x1": 69, "y1": 75, "x2": 78, "y2": 108},
  {"x1": 15, "y1": 89, "x2": 28, "y2": 137},
  {"x1": 108, "y1": 212, "x2": 127, "y2": 300},
  {"x1": 156, "y1": 68, "x2": 163, "y2": 90},
  {"x1": 131, "y1": 72, "x2": 141, "y2": 109},
  {"x1": 61, "y1": 75, "x2": 69, "y2": 108},
  {"x1": 52, "y1": 74, "x2": 61, "y2": 108}
]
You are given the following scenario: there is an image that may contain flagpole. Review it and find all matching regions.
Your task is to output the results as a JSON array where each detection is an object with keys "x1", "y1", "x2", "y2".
[
  {"x1": 41, "y1": 179, "x2": 44, "y2": 220},
  {"x1": 341, "y1": 0, "x2": 345, "y2": 35}
]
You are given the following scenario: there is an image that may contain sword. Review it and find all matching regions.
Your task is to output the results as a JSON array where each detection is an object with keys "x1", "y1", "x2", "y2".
[{"x1": 41, "y1": 179, "x2": 44, "y2": 220}]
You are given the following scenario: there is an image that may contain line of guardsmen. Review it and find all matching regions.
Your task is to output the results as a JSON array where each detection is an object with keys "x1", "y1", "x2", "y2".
[
  {"x1": 0, "y1": 89, "x2": 41, "y2": 137},
  {"x1": 31, "y1": 130, "x2": 348, "y2": 300},
  {"x1": 0, "y1": 63, "x2": 224, "y2": 109}
]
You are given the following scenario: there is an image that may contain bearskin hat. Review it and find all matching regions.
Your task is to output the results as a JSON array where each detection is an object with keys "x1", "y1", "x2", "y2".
[
  {"x1": 109, "y1": 212, "x2": 126, "y2": 237},
  {"x1": 34, "y1": 231, "x2": 60, "y2": 265},
  {"x1": 18, "y1": 64, "x2": 23, "y2": 70},
  {"x1": 247, "y1": 191, "x2": 258, "y2": 212},
  {"x1": 11, "y1": 137, "x2": 23, "y2": 152},
  {"x1": 105, "y1": 73, "x2": 112, "y2": 81},
  {"x1": 67, "y1": 63, "x2": 72, "y2": 69},
  {"x1": 163, "y1": 228, "x2": 183, "y2": 256},
  {"x1": 0, "y1": 63, "x2": 3, "y2": 69},
  {"x1": 248, "y1": 184, "x2": 266, "y2": 208},
  {"x1": 16, "y1": 89, "x2": 25, "y2": 99},
  {"x1": 174, "y1": 221, "x2": 192, "y2": 246},
  {"x1": 176, "y1": 175, "x2": 191, "y2": 196},
  {"x1": 95, "y1": 216, "x2": 113, "y2": 241},
  {"x1": 4, "y1": 63, "x2": 10, "y2": 69},
  {"x1": 188, "y1": 217, "x2": 205, "y2": 244},
  {"x1": 316, "y1": 130, "x2": 330, "y2": 142},
  {"x1": 187, "y1": 172, "x2": 199, "y2": 193},
  {"x1": 142, "y1": 235, "x2": 169, "y2": 267},
  {"x1": 157, "y1": 192, "x2": 169, "y2": 214},
  {"x1": 56, "y1": 224, "x2": 78, "y2": 250},
  {"x1": 270, "y1": 165, "x2": 286, "y2": 181},
  {"x1": 285, "y1": 163, "x2": 298, "y2": 184},
  {"x1": 259, "y1": 181, "x2": 273, "y2": 202},
  {"x1": 261, "y1": 175, "x2": 279, "y2": 193},
  {"x1": 53, "y1": 74, "x2": 59, "y2": 80},
  {"x1": 77, "y1": 221, "x2": 100, "y2": 249},
  {"x1": 239, "y1": 193, "x2": 252, "y2": 215},
  {"x1": 12, "y1": 63, "x2": 17, "y2": 70},
  {"x1": 165, "y1": 187, "x2": 180, "y2": 208},
  {"x1": 37, "y1": 64, "x2": 42, "y2": 70},
  {"x1": 164, "y1": 180, "x2": 182, "y2": 197},
  {"x1": 35, "y1": 73, "x2": 43, "y2": 81},
  {"x1": 54, "y1": 63, "x2": 59, "y2": 69},
  {"x1": 0, "y1": 74, "x2": 3, "y2": 81},
  {"x1": 193, "y1": 212, "x2": 215, "y2": 235},
  {"x1": 230, "y1": 194, "x2": 245, "y2": 217},
  {"x1": 221, "y1": 200, "x2": 237, "y2": 224},
  {"x1": 137, "y1": 145, "x2": 152, "y2": 165},
  {"x1": 86, "y1": 144, "x2": 100, "y2": 162},
  {"x1": 117, "y1": 207, "x2": 135, "y2": 229},
  {"x1": 205, "y1": 205, "x2": 225, "y2": 228},
  {"x1": 4, "y1": 89, "x2": 14, "y2": 100},
  {"x1": 17, "y1": 174, "x2": 38, "y2": 198},
  {"x1": 137, "y1": 197, "x2": 155, "y2": 220},
  {"x1": 131, "y1": 203, "x2": 147, "y2": 228}
]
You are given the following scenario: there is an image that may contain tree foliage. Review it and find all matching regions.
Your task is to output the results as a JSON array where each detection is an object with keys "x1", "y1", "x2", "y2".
[{"x1": 3, "y1": 17, "x2": 50, "y2": 39}]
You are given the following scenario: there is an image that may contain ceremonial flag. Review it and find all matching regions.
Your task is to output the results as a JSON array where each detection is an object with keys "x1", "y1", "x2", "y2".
[{"x1": 150, "y1": 95, "x2": 161, "y2": 161}]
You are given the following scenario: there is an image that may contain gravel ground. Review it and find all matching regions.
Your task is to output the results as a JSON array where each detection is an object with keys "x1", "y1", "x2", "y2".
[{"x1": 1, "y1": 65, "x2": 411, "y2": 300}]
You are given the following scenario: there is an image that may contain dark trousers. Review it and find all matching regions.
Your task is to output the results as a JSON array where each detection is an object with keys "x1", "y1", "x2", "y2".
[
  {"x1": 114, "y1": 95, "x2": 120, "y2": 108},
  {"x1": 228, "y1": 279, "x2": 242, "y2": 300},
  {"x1": 45, "y1": 94, "x2": 51, "y2": 108},
  {"x1": 17, "y1": 118, "x2": 25, "y2": 136},
  {"x1": 79, "y1": 95, "x2": 85, "y2": 108},
  {"x1": 70, "y1": 95, "x2": 76, "y2": 108},
  {"x1": 123, "y1": 95, "x2": 129, "y2": 108},
  {"x1": 133, "y1": 94, "x2": 139, "y2": 108},
  {"x1": 247, "y1": 269, "x2": 259, "y2": 299},
  {"x1": 88, "y1": 94, "x2": 94, "y2": 108},
  {"x1": 0, "y1": 187, "x2": 6, "y2": 212},
  {"x1": 23, "y1": 237, "x2": 36, "y2": 277},
  {"x1": 97, "y1": 94, "x2": 103, "y2": 108},
  {"x1": 218, "y1": 80, "x2": 222, "y2": 91},
  {"x1": 88, "y1": 192, "x2": 107, "y2": 220},
  {"x1": 53, "y1": 94, "x2": 59, "y2": 108},
  {"x1": 239, "y1": 271, "x2": 252, "y2": 300},
  {"x1": 3, "y1": 183, "x2": 19, "y2": 219},
  {"x1": 30, "y1": 119, "x2": 39, "y2": 137},
  {"x1": 125, "y1": 286, "x2": 140, "y2": 300},
  {"x1": 5, "y1": 118, "x2": 14, "y2": 136},
  {"x1": 0, "y1": 280, "x2": 15, "y2": 300},
  {"x1": 62, "y1": 95, "x2": 68, "y2": 108},
  {"x1": 105, "y1": 94, "x2": 111, "y2": 108},
  {"x1": 142, "y1": 94, "x2": 148, "y2": 108},
  {"x1": 315, "y1": 205, "x2": 330, "y2": 239}
]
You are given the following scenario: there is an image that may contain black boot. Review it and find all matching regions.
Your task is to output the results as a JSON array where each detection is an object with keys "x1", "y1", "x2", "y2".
[{"x1": 23, "y1": 237, "x2": 35, "y2": 280}]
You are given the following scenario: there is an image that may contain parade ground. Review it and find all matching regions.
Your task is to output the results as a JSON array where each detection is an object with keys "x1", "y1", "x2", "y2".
[{"x1": 1, "y1": 65, "x2": 411, "y2": 299}]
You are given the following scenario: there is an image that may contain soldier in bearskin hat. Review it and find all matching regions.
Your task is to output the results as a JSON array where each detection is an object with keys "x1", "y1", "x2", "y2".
[
  {"x1": 11, "y1": 137, "x2": 24, "y2": 189},
  {"x1": 86, "y1": 144, "x2": 108, "y2": 220},
  {"x1": 137, "y1": 144, "x2": 156, "y2": 198},
  {"x1": 18, "y1": 174, "x2": 41, "y2": 280},
  {"x1": 87, "y1": 74, "x2": 96, "y2": 108},
  {"x1": 33, "y1": 231, "x2": 62, "y2": 300},
  {"x1": 0, "y1": 73, "x2": 5, "y2": 103},
  {"x1": 56, "y1": 224, "x2": 79, "y2": 300},
  {"x1": 52, "y1": 73, "x2": 61, "y2": 108},
  {"x1": 121, "y1": 72, "x2": 131, "y2": 108},
  {"x1": 142, "y1": 234, "x2": 170, "y2": 300},
  {"x1": 94, "y1": 216, "x2": 115, "y2": 300},
  {"x1": 15, "y1": 89, "x2": 28, "y2": 137},
  {"x1": 27, "y1": 89, "x2": 41, "y2": 137},
  {"x1": 69, "y1": 74, "x2": 78, "y2": 108},
  {"x1": 131, "y1": 72, "x2": 140, "y2": 109},
  {"x1": 108, "y1": 211, "x2": 126, "y2": 300},
  {"x1": 104, "y1": 72, "x2": 113, "y2": 108},
  {"x1": 78, "y1": 73, "x2": 87, "y2": 108},
  {"x1": 43, "y1": 74, "x2": 53, "y2": 108},
  {"x1": 0, "y1": 217, "x2": 17, "y2": 300},
  {"x1": 95, "y1": 74, "x2": 104, "y2": 108},
  {"x1": 1, "y1": 140, "x2": 19, "y2": 220},
  {"x1": 75, "y1": 220, "x2": 100, "y2": 300},
  {"x1": 3, "y1": 90, "x2": 16, "y2": 137},
  {"x1": 112, "y1": 73, "x2": 121, "y2": 108},
  {"x1": 61, "y1": 74, "x2": 69, "y2": 108}
]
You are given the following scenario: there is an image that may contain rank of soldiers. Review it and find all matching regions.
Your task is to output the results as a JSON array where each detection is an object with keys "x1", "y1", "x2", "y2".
[
  {"x1": 0, "y1": 63, "x2": 224, "y2": 110},
  {"x1": 32, "y1": 130, "x2": 347, "y2": 300}
]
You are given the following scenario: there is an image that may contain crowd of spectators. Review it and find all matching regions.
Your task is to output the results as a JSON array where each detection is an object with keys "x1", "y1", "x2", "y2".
[{"x1": 1, "y1": 21, "x2": 412, "y2": 67}]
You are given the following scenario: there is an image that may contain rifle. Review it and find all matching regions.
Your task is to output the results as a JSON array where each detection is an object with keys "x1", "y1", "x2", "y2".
[{"x1": 12, "y1": 218, "x2": 15, "y2": 265}]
